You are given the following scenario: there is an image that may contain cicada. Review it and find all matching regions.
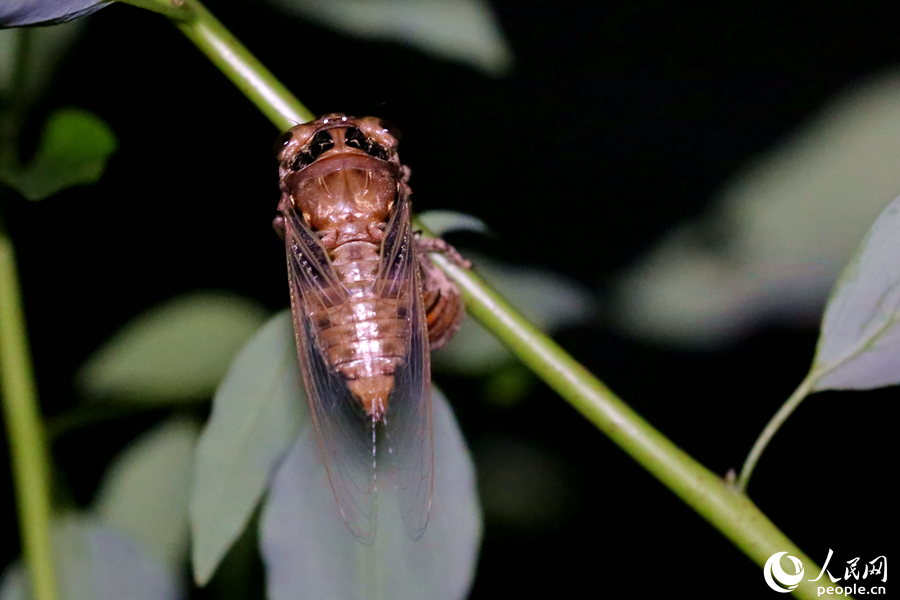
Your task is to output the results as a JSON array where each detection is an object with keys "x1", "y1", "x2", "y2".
[{"x1": 273, "y1": 114, "x2": 466, "y2": 544}]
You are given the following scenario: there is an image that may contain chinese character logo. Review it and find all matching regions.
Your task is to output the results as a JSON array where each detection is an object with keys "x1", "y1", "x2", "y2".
[{"x1": 764, "y1": 552, "x2": 805, "y2": 593}]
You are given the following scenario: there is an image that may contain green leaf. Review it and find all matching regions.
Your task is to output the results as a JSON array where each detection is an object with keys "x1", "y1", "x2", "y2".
[
  {"x1": 482, "y1": 363, "x2": 534, "y2": 407},
  {"x1": 0, "y1": 516, "x2": 182, "y2": 600},
  {"x1": 77, "y1": 292, "x2": 270, "y2": 404},
  {"x1": 0, "y1": 108, "x2": 116, "y2": 200},
  {"x1": 190, "y1": 310, "x2": 304, "y2": 586},
  {"x1": 418, "y1": 210, "x2": 488, "y2": 237},
  {"x1": 264, "y1": 0, "x2": 512, "y2": 75},
  {"x1": 615, "y1": 74, "x2": 900, "y2": 347},
  {"x1": 259, "y1": 387, "x2": 482, "y2": 600},
  {"x1": 811, "y1": 194, "x2": 900, "y2": 391},
  {"x1": 93, "y1": 417, "x2": 200, "y2": 570},
  {"x1": 0, "y1": 24, "x2": 86, "y2": 102}
]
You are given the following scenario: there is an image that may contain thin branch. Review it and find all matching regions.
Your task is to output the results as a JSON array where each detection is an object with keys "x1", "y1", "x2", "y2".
[
  {"x1": 0, "y1": 236, "x2": 58, "y2": 600},
  {"x1": 735, "y1": 370, "x2": 818, "y2": 493}
]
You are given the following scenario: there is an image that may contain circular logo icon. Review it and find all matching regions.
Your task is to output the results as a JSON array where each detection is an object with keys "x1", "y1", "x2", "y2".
[{"x1": 764, "y1": 552, "x2": 804, "y2": 593}]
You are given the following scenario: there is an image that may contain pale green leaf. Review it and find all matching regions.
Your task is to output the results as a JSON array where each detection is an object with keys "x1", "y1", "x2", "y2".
[
  {"x1": 0, "y1": 108, "x2": 116, "y2": 200},
  {"x1": 263, "y1": 0, "x2": 512, "y2": 75},
  {"x1": 811, "y1": 194, "x2": 900, "y2": 390},
  {"x1": 77, "y1": 292, "x2": 270, "y2": 403},
  {"x1": 0, "y1": 516, "x2": 182, "y2": 600},
  {"x1": 418, "y1": 210, "x2": 488, "y2": 237},
  {"x1": 616, "y1": 73, "x2": 900, "y2": 346},
  {"x1": 190, "y1": 310, "x2": 304, "y2": 585},
  {"x1": 260, "y1": 387, "x2": 481, "y2": 600},
  {"x1": 94, "y1": 417, "x2": 200, "y2": 570}
]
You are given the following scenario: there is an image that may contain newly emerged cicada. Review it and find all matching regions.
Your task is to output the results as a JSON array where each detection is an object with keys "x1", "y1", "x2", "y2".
[{"x1": 273, "y1": 114, "x2": 467, "y2": 544}]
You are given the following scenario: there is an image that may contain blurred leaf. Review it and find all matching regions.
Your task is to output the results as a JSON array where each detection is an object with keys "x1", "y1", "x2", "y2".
[
  {"x1": 810, "y1": 194, "x2": 900, "y2": 391},
  {"x1": 260, "y1": 387, "x2": 481, "y2": 600},
  {"x1": 77, "y1": 292, "x2": 270, "y2": 404},
  {"x1": 262, "y1": 0, "x2": 512, "y2": 75},
  {"x1": 0, "y1": 516, "x2": 183, "y2": 600},
  {"x1": 482, "y1": 363, "x2": 534, "y2": 407},
  {"x1": 418, "y1": 210, "x2": 489, "y2": 237},
  {"x1": 0, "y1": 24, "x2": 86, "y2": 102},
  {"x1": 616, "y1": 72, "x2": 900, "y2": 346},
  {"x1": 0, "y1": 108, "x2": 116, "y2": 200},
  {"x1": 0, "y1": 571, "x2": 23, "y2": 600},
  {"x1": 0, "y1": 0, "x2": 105, "y2": 28},
  {"x1": 190, "y1": 310, "x2": 304, "y2": 586},
  {"x1": 433, "y1": 256, "x2": 596, "y2": 375},
  {"x1": 94, "y1": 417, "x2": 200, "y2": 570}
]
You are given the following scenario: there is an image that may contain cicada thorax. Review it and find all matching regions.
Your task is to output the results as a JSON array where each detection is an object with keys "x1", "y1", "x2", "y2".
[{"x1": 278, "y1": 115, "x2": 413, "y2": 421}]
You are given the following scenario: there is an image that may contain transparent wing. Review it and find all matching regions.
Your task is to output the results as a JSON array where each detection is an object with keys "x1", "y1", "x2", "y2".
[
  {"x1": 283, "y1": 207, "x2": 379, "y2": 544},
  {"x1": 375, "y1": 198, "x2": 434, "y2": 540},
  {"x1": 283, "y1": 196, "x2": 434, "y2": 544}
]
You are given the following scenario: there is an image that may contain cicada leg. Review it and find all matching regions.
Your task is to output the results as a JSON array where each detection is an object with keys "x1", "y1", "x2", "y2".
[
  {"x1": 272, "y1": 214, "x2": 286, "y2": 241},
  {"x1": 416, "y1": 237, "x2": 469, "y2": 350}
]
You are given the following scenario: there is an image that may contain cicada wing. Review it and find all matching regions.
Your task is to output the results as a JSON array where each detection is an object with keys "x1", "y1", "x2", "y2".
[
  {"x1": 376, "y1": 197, "x2": 435, "y2": 540},
  {"x1": 283, "y1": 208, "x2": 379, "y2": 544}
]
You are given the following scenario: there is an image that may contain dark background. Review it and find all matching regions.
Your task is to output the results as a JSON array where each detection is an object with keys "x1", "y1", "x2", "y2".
[{"x1": 1, "y1": 1, "x2": 895, "y2": 597}]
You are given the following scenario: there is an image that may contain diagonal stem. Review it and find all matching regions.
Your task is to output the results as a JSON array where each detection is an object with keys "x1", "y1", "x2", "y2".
[{"x1": 420, "y1": 242, "x2": 827, "y2": 600}]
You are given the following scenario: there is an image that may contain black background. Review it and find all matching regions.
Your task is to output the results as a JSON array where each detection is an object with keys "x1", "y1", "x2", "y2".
[{"x1": 0, "y1": 1, "x2": 895, "y2": 598}]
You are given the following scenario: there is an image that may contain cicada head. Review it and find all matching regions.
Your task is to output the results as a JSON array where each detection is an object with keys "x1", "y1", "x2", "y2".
[{"x1": 275, "y1": 114, "x2": 405, "y2": 232}]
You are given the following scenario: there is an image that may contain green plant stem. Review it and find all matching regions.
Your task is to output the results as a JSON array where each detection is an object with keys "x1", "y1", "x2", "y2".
[
  {"x1": 116, "y1": 0, "x2": 192, "y2": 21},
  {"x1": 735, "y1": 370, "x2": 818, "y2": 493},
  {"x1": 423, "y1": 249, "x2": 829, "y2": 600},
  {"x1": 0, "y1": 235, "x2": 57, "y2": 600},
  {"x1": 141, "y1": 2, "x2": 832, "y2": 596}
]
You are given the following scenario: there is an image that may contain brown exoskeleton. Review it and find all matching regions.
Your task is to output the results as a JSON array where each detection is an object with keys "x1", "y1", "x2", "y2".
[{"x1": 273, "y1": 114, "x2": 467, "y2": 544}]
